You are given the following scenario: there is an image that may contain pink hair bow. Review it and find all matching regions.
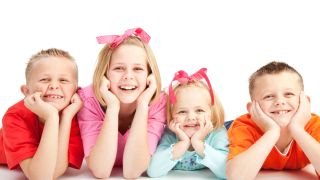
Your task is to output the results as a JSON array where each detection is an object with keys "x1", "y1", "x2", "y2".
[
  {"x1": 169, "y1": 68, "x2": 215, "y2": 105},
  {"x1": 96, "y1": 27, "x2": 151, "y2": 49}
]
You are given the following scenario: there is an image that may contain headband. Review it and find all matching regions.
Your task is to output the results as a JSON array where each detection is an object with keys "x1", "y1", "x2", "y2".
[
  {"x1": 96, "y1": 27, "x2": 150, "y2": 49},
  {"x1": 169, "y1": 68, "x2": 214, "y2": 105}
]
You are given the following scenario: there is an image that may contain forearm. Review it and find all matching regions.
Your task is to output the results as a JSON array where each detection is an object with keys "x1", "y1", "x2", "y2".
[
  {"x1": 22, "y1": 117, "x2": 59, "y2": 180},
  {"x1": 227, "y1": 129, "x2": 280, "y2": 180},
  {"x1": 53, "y1": 117, "x2": 73, "y2": 179},
  {"x1": 291, "y1": 126, "x2": 320, "y2": 173},
  {"x1": 87, "y1": 108, "x2": 119, "y2": 178},
  {"x1": 172, "y1": 141, "x2": 190, "y2": 160},
  {"x1": 123, "y1": 103, "x2": 150, "y2": 179}
]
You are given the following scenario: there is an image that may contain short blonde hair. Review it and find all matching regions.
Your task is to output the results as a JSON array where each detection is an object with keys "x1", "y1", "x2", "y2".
[
  {"x1": 93, "y1": 36, "x2": 162, "y2": 108},
  {"x1": 249, "y1": 61, "x2": 304, "y2": 99},
  {"x1": 26, "y1": 48, "x2": 78, "y2": 82},
  {"x1": 167, "y1": 80, "x2": 225, "y2": 130}
]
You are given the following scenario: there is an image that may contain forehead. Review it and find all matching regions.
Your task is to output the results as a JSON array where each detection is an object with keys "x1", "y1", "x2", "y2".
[
  {"x1": 28, "y1": 57, "x2": 77, "y2": 77},
  {"x1": 253, "y1": 72, "x2": 301, "y2": 95},
  {"x1": 110, "y1": 45, "x2": 147, "y2": 65},
  {"x1": 174, "y1": 86, "x2": 211, "y2": 107}
]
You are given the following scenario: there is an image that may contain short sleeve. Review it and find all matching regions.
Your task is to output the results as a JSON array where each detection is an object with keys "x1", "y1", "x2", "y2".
[
  {"x1": 67, "y1": 117, "x2": 84, "y2": 169},
  {"x1": 227, "y1": 118, "x2": 259, "y2": 160},
  {"x1": 77, "y1": 87, "x2": 104, "y2": 157},
  {"x1": 2, "y1": 110, "x2": 38, "y2": 169},
  {"x1": 147, "y1": 93, "x2": 167, "y2": 154}
]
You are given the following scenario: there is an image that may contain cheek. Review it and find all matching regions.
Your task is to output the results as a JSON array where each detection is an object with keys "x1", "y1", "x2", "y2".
[{"x1": 258, "y1": 101, "x2": 271, "y2": 113}]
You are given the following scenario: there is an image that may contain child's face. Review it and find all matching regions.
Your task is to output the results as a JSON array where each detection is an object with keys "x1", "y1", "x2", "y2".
[
  {"x1": 22, "y1": 57, "x2": 78, "y2": 111},
  {"x1": 107, "y1": 45, "x2": 149, "y2": 104},
  {"x1": 251, "y1": 72, "x2": 302, "y2": 127},
  {"x1": 172, "y1": 86, "x2": 212, "y2": 137}
]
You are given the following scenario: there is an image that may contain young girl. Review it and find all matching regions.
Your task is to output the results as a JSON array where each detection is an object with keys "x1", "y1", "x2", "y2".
[
  {"x1": 77, "y1": 28, "x2": 166, "y2": 179},
  {"x1": 0, "y1": 48, "x2": 84, "y2": 179},
  {"x1": 147, "y1": 68, "x2": 229, "y2": 179}
]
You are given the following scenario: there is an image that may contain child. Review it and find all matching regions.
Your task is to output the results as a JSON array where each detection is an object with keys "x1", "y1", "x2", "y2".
[
  {"x1": 77, "y1": 27, "x2": 166, "y2": 179},
  {"x1": 147, "y1": 68, "x2": 229, "y2": 179},
  {"x1": 0, "y1": 48, "x2": 84, "y2": 179},
  {"x1": 227, "y1": 61, "x2": 320, "y2": 180}
]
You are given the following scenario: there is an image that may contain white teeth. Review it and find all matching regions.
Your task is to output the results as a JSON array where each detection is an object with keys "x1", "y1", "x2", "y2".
[
  {"x1": 274, "y1": 110, "x2": 288, "y2": 115},
  {"x1": 46, "y1": 95, "x2": 63, "y2": 99},
  {"x1": 120, "y1": 86, "x2": 136, "y2": 90}
]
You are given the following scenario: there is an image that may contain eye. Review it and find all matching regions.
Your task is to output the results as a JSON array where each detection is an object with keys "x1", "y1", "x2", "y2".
[
  {"x1": 196, "y1": 109, "x2": 205, "y2": 113},
  {"x1": 177, "y1": 110, "x2": 187, "y2": 114},
  {"x1": 285, "y1": 92, "x2": 295, "y2": 98},
  {"x1": 60, "y1": 79, "x2": 70, "y2": 83},
  {"x1": 134, "y1": 67, "x2": 145, "y2": 71},
  {"x1": 263, "y1": 95, "x2": 274, "y2": 100},
  {"x1": 113, "y1": 66, "x2": 125, "y2": 71},
  {"x1": 39, "y1": 78, "x2": 49, "y2": 82}
]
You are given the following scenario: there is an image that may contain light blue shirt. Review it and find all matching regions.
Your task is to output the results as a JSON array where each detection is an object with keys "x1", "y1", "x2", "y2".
[{"x1": 147, "y1": 127, "x2": 229, "y2": 179}]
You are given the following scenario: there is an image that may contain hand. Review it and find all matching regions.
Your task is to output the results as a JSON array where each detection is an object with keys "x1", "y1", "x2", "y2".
[
  {"x1": 61, "y1": 93, "x2": 83, "y2": 119},
  {"x1": 24, "y1": 92, "x2": 58, "y2": 123},
  {"x1": 168, "y1": 119, "x2": 190, "y2": 143},
  {"x1": 191, "y1": 115, "x2": 213, "y2": 143},
  {"x1": 249, "y1": 101, "x2": 280, "y2": 133},
  {"x1": 137, "y1": 74, "x2": 157, "y2": 105},
  {"x1": 100, "y1": 76, "x2": 120, "y2": 108},
  {"x1": 289, "y1": 92, "x2": 311, "y2": 132}
]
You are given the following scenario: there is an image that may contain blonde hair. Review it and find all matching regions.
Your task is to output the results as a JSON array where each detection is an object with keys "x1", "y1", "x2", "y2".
[
  {"x1": 167, "y1": 80, "x2": 225, "y2": 130},
  {"x1": 249, "y1": 61, "x2": 304, "y2": 99},
  {"x1": 26, "y1": 48, "x2": 78, "y2": 82},
  {"x1": 93, "y1": 36, "x2": 162, "y2": 108}
]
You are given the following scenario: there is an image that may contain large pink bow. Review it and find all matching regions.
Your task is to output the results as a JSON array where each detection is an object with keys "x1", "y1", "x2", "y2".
[
  {"x1": 169, "y1": 68, "x2": 214, "y2": 105},
  {"x1": 96, "y1": 28, "x2": 151, "y2": 49}
]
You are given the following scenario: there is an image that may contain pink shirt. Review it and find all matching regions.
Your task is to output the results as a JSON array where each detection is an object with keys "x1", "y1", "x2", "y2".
[{"x1": 77, "y1": 85, "x2": 166, "y2": 166}]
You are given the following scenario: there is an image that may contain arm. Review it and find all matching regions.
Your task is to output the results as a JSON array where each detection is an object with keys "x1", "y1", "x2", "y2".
[
  {"x1": 123, "y1": 75, "x2": 157, "y2": 178},
  {"x1": 196, "y1": 128, "x2": 229, "y2": 179},
  {"x1": 289, "y1": 93, "x2": 320, "y2": 173},
  {"x1": 20, "y1": 92, "x2": 60, "y2": 180},
  {"x1": 53, "y1": 93, "x2": 83, "y2": 179},
  {"x1": 226, "y1": 101, "x2": 280, "y2": 180},
  {"x1": 85, "y1": 77, "x2": 120, "y2": 178},
  {"x1": 147, "y1": 128, "x2": 181, "y2": 177}
]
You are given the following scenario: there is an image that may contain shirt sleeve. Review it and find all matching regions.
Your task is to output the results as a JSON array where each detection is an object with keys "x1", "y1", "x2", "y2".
[
  {"x1": 227, "y1": 120, "x2": 257, "y2": 160},
  {"x1": 2, "y1": 111, "x2": 38, "y2": 169},
  {"x1": 147, "y1": 93, "x2": 167, "y2": 155},
  {"x1": 77, "y1": 90, "x2": 104, "y2": 157},
  {"x1": 67, "y1": 117, "x2": 84, "y2": 169},
  {"x1": 147, "y1": 128, "x2": 179, "y2": 177},
  {"x1": 196, "y1": 128, "x2": 229, "y2": 179}
]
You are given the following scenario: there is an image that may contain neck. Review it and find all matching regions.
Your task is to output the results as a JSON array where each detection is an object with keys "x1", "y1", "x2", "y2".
[{"x1": 275, "y1": 127, "x2": 293, "y2": 153}]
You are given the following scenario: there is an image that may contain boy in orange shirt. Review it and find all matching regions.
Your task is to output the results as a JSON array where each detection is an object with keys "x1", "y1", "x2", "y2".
[{"x1": 227, "y1": 61, "x2": 320, "y2": 180}]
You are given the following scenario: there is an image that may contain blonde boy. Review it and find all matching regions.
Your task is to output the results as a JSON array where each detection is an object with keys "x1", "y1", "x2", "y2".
[
  {"x1": 227, "y1": 61, "x2": 320, "y2": 179},
  {"x1": 0, "y1": 48, "x2": 84, "y2": 179}
]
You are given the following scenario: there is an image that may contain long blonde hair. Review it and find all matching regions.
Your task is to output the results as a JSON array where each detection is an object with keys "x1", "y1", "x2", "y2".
[
  {"x1": 167, "y1": 80, "x2": 225, "y2": 130},
  {"x1": 93, "y1": 36, "x2": 162, "y2": 108}
]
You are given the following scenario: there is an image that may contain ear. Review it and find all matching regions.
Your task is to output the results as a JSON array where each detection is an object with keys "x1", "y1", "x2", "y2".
[
  {"x1": 20, "y1": 85, "x2": 29, "y2": 96},
  {"x1": 246, "y1": 102, "x2": 252, "y2": 114},
  {"x1": 306, "y1": 95, "x2": 311, "y2": 103}
]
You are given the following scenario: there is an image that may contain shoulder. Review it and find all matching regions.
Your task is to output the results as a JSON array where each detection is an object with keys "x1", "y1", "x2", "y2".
[
  {"x1": 77, "y1": 85, "x2": 96, "y2": 100},
  {"x1": 228, "y1": 113, "x2": 262, "y2": 136},
  {"x1": 149, "y1": 92, "x2": 167, "y2": 112},
  {"x1": 306, "y1": 113, "x2": 320, "y2": 131}
]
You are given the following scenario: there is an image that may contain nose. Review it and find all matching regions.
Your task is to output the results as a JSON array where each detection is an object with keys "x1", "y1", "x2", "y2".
[
  {"x1": 48, "y1": 81, "x2": 60, "y2": 90},
  {"x1": 274, "y1": 97, "x2": 286, "y2": 106},
  {"x1": 187, "y1": 112, "x2": 197, "y2": 122},
  {"x1": 123, "y1": 69, "x2": 134, "y2": 80}
]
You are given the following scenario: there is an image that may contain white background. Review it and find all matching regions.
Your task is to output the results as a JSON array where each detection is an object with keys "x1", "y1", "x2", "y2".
[{"x1": 1, "y1": 0, "x2": 320, "y2": 127}]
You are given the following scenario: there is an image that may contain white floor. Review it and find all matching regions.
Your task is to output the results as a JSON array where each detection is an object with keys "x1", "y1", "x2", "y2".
[{"x1": 0, "y1": 163, "x2": 318, "y2": 179}]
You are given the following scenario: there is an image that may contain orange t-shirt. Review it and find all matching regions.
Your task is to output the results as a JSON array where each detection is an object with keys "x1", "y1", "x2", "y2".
[{"x1": 228, "y1": 113, "x2": 320, "y2": 170}]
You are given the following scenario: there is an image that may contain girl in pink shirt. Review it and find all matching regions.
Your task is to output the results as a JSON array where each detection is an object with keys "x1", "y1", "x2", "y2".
[{"x1": 77, "y1": 28, "x2": 166, "y2": 179}]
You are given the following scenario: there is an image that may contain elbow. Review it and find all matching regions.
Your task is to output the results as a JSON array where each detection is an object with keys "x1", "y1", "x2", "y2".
[
  {"x1": 123, "y1": 168, "x2": 144, "y2": 179},
  {"x1": 147, "y1": 169, "x2": 163, "y2": 178},
  {"x1": 88, "y1": 165, "x2": 112, "y2": 179}
]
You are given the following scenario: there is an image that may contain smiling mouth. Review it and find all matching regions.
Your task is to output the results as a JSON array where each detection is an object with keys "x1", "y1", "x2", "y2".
[
  {"x1": 119, "y1": 85, "x2": 137, "y2": 91},
  {"x1": 271, "y1": 110, "x2": 290, "y2": 115},
  {"x1": 43, "y1": 94, "x2": 64, "y2": 99}
]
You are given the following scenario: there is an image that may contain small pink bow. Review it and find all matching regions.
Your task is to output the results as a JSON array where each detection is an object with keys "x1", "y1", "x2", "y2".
[
  {"x1": 96, "y1": 27, "x2": 151, "y2": 49},
  {"x1": 169, "y1": 68, "x2": 214, "y2": 105}
]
